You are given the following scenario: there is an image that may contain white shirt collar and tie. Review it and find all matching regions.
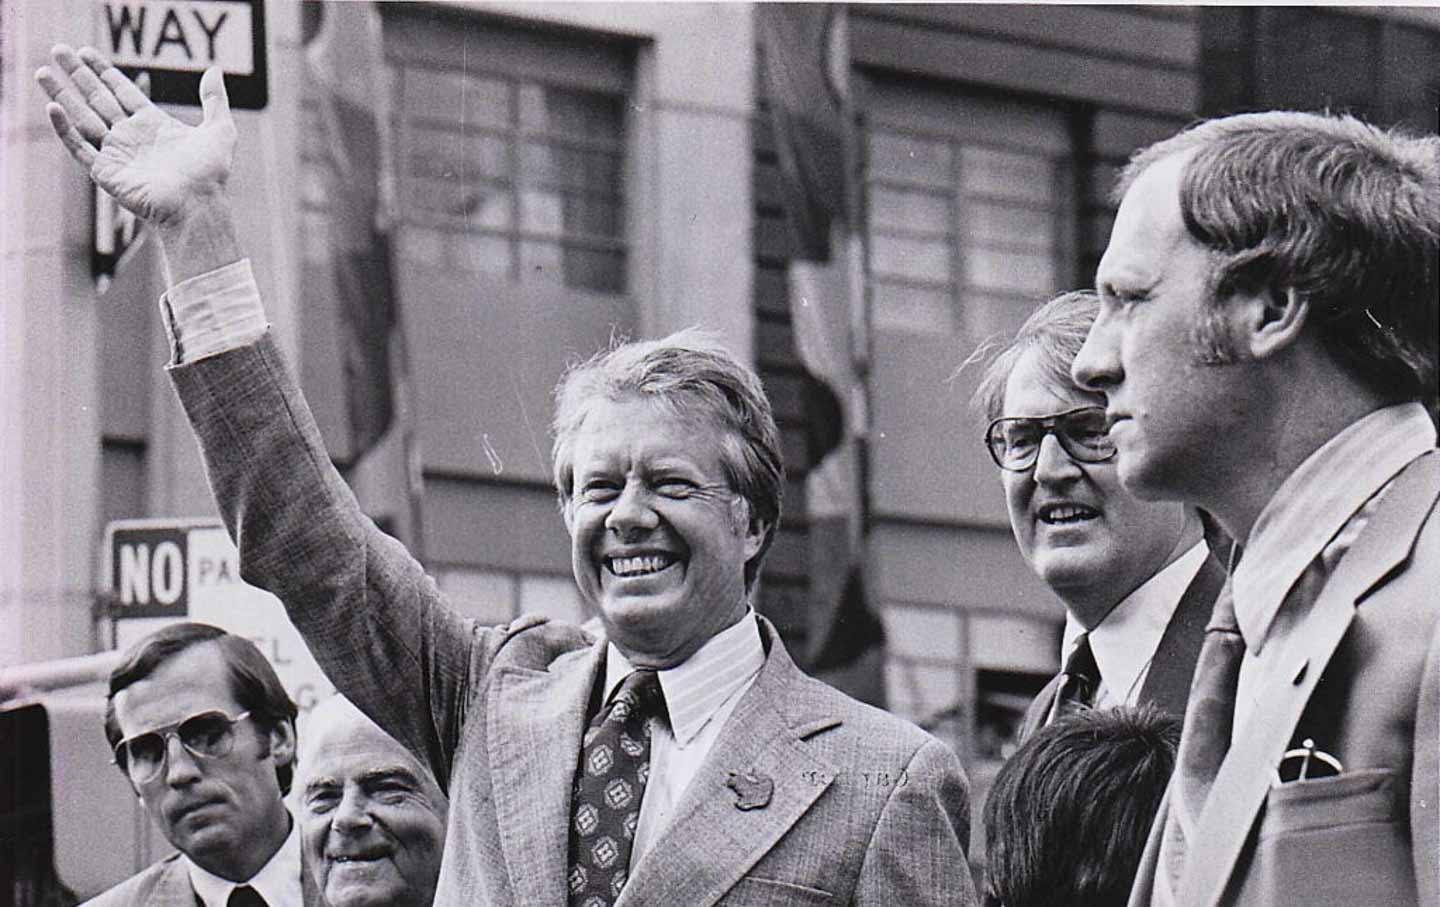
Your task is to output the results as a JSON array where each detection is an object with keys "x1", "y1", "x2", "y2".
[
  {"x1": 601, "y1": 609, "x2": 766, "y2": 869},
  {"x1": 1061, "y1": 541, "x2": 1208, "y2": 709},
  {"x1": 185, "y1": 809, "x2": 302, "y2": 907}
]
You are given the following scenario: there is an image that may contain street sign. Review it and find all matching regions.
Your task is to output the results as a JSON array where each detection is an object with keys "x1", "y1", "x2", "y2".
[
  {"x1": 102, "y1": 519, "x2": 334, "y2": 712},
  {"x1": 94, "y1": 0, "x2": 268, "y2": 109}
]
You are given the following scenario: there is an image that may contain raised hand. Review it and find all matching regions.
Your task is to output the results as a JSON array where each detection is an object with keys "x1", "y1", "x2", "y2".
[{"x1": 35, "y1": 45, "x2": 235, "y2": 228}]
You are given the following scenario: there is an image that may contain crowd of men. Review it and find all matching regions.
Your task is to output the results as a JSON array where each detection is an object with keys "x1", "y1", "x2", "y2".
[{"x1": 35, "y1": 40, "x2": 1437, "y2": 907}]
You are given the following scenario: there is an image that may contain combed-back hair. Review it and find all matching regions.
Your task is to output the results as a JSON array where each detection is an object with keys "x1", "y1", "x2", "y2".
[
  {"x1": 1119, "y1": 111, "x2": 1439, "y2": 405},
  {"x1": 551, "y1": 328, "x2": 784, "y2": 591},
  {"x1": 105, "y1": 622, "x2": 300, "y2": 795},
  {"x1": 982, "y1": 705, "x2": 1180, "y2": 907},
  {"x1": 969, "y1": 290, "x2": 1103, "y2": 421}
]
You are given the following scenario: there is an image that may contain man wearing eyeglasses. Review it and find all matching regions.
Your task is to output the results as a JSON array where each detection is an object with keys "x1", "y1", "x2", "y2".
[
  {"x1": 971, "y1": 291, "x2": 1224, "y2": 744},
  {"x1": 88, "y1": 622, "x2": 318, "y2": 907}
]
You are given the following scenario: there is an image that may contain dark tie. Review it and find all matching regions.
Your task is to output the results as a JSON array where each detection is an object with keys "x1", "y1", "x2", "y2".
[
  {"x1": 227, "y1": 886, "x2": 268, "y2": 907},
  {"x1": 1046, "y1": 632, "x2": 1100, "y2": 725},
  {"x1": 567, "y1": 670, "x2": 664, "y2": 907}
]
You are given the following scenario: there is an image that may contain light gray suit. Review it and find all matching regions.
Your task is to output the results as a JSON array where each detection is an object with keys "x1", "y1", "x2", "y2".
[
  {"x1": 81, "y1": 851, "x2": 321, "y2": 907},
  {"x1": 1128, "y1": 450, "x2": 1440, "y2": 906},
  {"x1": 169, "y1": 334, "x2": 977, "y2": 906}
]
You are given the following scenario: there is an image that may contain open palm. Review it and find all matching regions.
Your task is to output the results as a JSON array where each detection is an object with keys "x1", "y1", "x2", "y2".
[{"x1": 36, "y1": 45, "x2": 235, "y2": 227}]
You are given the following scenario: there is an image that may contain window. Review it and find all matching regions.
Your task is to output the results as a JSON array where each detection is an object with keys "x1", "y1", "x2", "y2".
[
  {"x1": 865, "y1": 79, "x2": 1077, "y2": 340},
  {"x1": 393, "y1": 64, "x2": 628, "y2": 293},
  {"x1": 302, "y1": 9, "x2": 632, "y2": 296}
]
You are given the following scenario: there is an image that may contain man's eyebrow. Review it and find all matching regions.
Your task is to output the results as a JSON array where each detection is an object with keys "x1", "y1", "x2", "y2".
[
  {"x1": 302, "y1": 776, "x2": 339, "y2": 795},
  {"x1": 357, "y1": 766, "x2": 421, "y2": 787}
]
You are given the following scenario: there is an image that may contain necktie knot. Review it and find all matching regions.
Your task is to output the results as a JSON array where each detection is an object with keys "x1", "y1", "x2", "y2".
[
  {"x1": 604, "y1": 670, "x2": 663, "y2": 728},
  {"x1": 1061, "y1": 633, "x2": 1100, "y2": 702},
  {"x1": 227, "y1": 886, "x2": 268, "y2": 907}
]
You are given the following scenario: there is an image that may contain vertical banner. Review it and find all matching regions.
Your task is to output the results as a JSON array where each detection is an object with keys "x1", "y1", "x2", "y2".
[
  {"x1": 303, "y1": 1, "x2": 425, "y2": 555},
  {"x1": 757, "y1": 5, "x2": 885, "y2": 706}
]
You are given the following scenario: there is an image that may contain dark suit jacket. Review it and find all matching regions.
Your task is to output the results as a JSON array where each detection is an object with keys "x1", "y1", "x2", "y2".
[
  {"x1": 170, "y1": 334, "x2": 977, "y2": 906},
  {"x1": 1128, "y1": 449, "x2": 1440, "y2": 907},
  {"x1": 81, "y1": 849, "x2": 321, "y2": 907},
  {"x1": 1019, "y1": 553, "x2": 1225, "y2": 741}
]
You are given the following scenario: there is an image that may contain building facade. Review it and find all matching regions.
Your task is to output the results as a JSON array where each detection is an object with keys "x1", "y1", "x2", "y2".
[{"x1": 5, "y1": 1, "x2": 1438, "y2": 772}]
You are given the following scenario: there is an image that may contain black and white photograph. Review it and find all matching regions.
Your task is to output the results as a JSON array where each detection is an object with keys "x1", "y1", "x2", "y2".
[{"x1": 3, "y1": 2, "x2": 1437, "y2": 905}]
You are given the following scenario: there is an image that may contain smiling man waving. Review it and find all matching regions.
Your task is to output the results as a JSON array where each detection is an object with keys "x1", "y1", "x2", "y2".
[{"x1": 37, "y1": 47, "x2": 976, "y2": 906}]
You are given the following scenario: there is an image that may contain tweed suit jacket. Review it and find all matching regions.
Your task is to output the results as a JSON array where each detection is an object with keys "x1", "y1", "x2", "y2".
[
  {"x1": 169, "y1": 334, "x2": 978, "y2": 906},
  {"x1": 1018, "y1": 553, "x2": 1225, "y2": 742},
  {"x1": 81, "y1": 850, "x2": 321, "y2": 907},
  {"x1": 1127, "y1": 449, "x2": 1440, "y2": 907}
]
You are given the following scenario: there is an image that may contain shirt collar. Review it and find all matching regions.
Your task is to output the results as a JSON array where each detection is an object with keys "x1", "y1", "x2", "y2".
[
  {"x1": 186, "y1": 808, "x2": 301, "y2": 907},
  {"x1": 604, "y1": 610, "x2": 765, "y2": 748},
  {"x1": 1233, "y1": 402, "x2": 1436, "y2": 653},
  {"x1": 1063, "y1": 542, "x2": 1208, "y2": 704}
]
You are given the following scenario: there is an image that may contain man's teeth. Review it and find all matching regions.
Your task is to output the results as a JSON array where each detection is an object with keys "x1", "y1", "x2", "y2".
[
  {"x1": 609, "y1": 555, "x2": 674, "y2": 577},
  {"x1": 1041, "y1": 505, "x2": 1095, "y2": 524}
]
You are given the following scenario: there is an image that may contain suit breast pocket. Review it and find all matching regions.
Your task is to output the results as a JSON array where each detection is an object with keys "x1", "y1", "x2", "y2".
[
  {"x1": 727, "y1": 876, "x2": 836, "y2": 906},
  {"x1": 1249, "y1": 768, "x2": 1417, "y2": 906}
]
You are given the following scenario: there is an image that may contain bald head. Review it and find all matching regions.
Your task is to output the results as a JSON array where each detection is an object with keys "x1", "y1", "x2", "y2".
[{"x1": 297, "y1": 696, "x2": 448, "y2": 907}]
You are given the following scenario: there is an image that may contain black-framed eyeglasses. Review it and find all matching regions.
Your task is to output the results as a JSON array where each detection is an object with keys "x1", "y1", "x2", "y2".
[
  {"x1": 985, "y1": 405, "x2": 1116, "y2": 472},
  {"x1": 112, "y1": 709, "x2": 253, "y2": 785}
]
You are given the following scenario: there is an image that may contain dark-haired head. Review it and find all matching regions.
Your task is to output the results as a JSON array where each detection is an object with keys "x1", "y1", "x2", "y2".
[
  {"x1": 105, "y1": 622, "x2": 299, "y2": 794},
  {"x1": 982, "y1": 705, "x2": 1180, "y2": 907}
]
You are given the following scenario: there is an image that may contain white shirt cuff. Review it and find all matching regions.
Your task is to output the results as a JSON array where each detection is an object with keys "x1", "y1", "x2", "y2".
[{"x1": 159, "y1": 258, "x2": 268, "y2": 364}]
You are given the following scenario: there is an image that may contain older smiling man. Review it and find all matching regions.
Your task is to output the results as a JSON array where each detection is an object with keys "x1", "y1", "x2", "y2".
[
  {"x1": 972, "y1": 291, "x2": 1224, "y2": 742},
  {"x1": 296, "y1": 695, "x2": 447, "y2": 907},
  {"x1": 37, "y1": 47, "x2": 976, "y2": 907}
]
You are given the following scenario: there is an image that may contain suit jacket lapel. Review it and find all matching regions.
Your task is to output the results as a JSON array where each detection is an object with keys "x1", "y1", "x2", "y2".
[
  {"x1": 489, "y1": 641, "x2": 603, "y2": 907},
  {"x1": 1140, "y1": 553, "x2": 1225, "y2": 717},
  {"x1": 1018, "y1": 674, "x2": 1062, "y2": 743},
  {"x1": 140, "y1": 859, "x2": 203, "y2": 907},
  {"x1": 617, "y1": 623, "x2": 838, "y2": 907},
  {"x1": 1181, "y1": 450, "x2": 1440, "y2": 907}
]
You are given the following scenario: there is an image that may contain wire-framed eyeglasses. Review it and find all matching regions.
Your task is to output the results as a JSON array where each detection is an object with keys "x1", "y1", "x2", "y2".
[
  {"x1": 112, "y1": 709, "x2": 253, "y2": 785},
  {"x1": 985, "y1": 405, "x2": 1117, "y2": 472}
]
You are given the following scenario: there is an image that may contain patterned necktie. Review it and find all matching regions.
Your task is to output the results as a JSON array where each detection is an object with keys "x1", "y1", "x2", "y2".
[
  {"x1": 1046, "y1": 632, "x2": 1100, "y2": 725},
  {"x1": 567, "y1": 669, "x2": 664, "y2": 907},
  {"x1": 226, "y1": 886, "x2": 268, "y2": 907}
]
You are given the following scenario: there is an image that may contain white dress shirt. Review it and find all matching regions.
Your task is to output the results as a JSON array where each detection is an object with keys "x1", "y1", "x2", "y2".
[
  {"x1": 186, "y1": 810, "x2": 302, "y2": 907},
  {"x1": 602, "y1": 610, "x2": 766, "y2": 869},
  {"x1": 1061, "y1": 542, "x2": 1209, "y2": 708},
  {"x1": 1230, "y1": 402, "x2": 1437, "y2": 735}
]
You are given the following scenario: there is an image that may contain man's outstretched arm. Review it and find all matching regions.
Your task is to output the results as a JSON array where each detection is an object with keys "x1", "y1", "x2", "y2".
[{"x1": 33, "y1": 47, "x2": 501, "y2": 786}]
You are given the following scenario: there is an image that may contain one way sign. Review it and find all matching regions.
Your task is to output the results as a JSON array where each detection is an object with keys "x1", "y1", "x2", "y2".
[{"x1": 95, "y1": 0, "x2": 268, "y2": 109}]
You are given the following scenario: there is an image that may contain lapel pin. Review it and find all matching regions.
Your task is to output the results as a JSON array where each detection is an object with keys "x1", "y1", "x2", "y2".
[{"x1": 725, "y1": 769, "x2": 773, "y2": 811}]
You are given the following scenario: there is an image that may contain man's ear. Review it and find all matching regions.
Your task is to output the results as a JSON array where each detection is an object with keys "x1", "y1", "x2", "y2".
[
  {"x1": 268, "y1": 719, "x2": 297, "y2": 770},
  {"x1": 743, "y1": 510, "x2": 770, "y2": 562},
  {"x1": 1241, "y1": 286, "x2": 1310, "y2": 360}
]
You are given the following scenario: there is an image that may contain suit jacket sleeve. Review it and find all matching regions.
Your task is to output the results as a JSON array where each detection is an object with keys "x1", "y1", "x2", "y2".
[
  {"x1": 853, "y1": 736, "x2": 978, "y2": 906},
  {"x1": 168, "y1": 333, "x2": 506, "y2": 790}
]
